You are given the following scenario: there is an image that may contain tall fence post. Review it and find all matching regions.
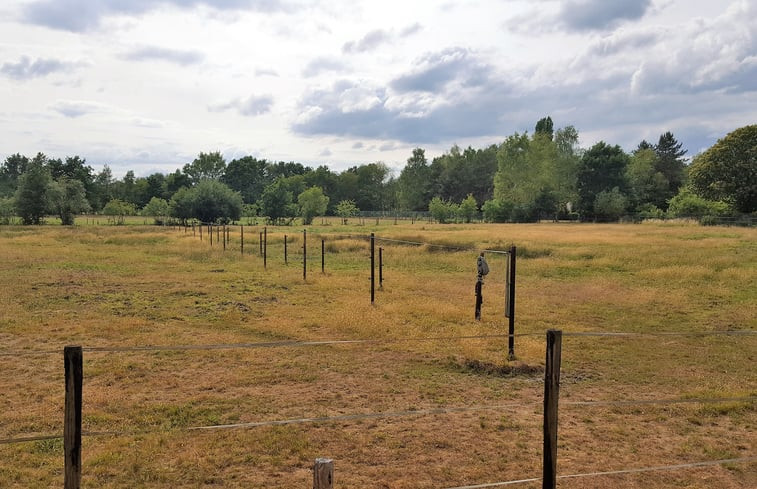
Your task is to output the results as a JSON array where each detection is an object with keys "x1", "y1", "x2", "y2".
[
  {"x1": 223, "y1": 224, "x2": 226, "y2": 251},
  {"x1": 241, "y1": 225, "x2": 244, "y2": 255},
  {"x1": 303, "y1": 230, "x2": 307, "y2": 281},
  {"x1": 507, "y1": 245, "x2": 517, "y2": 360},
  {"x1": 543, "y1": 329, "x2": 562, "y2": 489},
  {"x1": 313, "y1": 458, "x2": 334, "y2": 489},
  {"x1": 284, "y1": 235, "x2": 288, "y2": 265},
  {"x1": 370, "y1": 233, "x2": 375, "y2": 304},
  {"x1": 321, "y1": 239, "x2": 325, "y2": 273},
  {"x1": 379, "y1": 247, "x2": 383, "y2": 288},
  {"x1": 264, "y1": 227, "x2": 267, "y2": 269},
  {"x1": 64, "y1": 346, "x2": 83, "y2": 489},
  {"x1": 210, "y1": 224, "x2": 213, "y2": 246},
  {"x1": 199, "y1": 224, "x2": 202, "y2": 241}
]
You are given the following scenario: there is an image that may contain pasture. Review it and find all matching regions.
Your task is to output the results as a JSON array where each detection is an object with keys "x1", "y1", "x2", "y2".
[{"x1": 0, "y1": 220, "x2": 755, "y2": 488}]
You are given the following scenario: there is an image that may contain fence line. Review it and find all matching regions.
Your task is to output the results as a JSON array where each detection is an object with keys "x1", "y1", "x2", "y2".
[
  {"x1": 0, "y1": 330, "x2": 754, "y2": 357},
  {"x1": 443, "y1": 456, "x2": 757, "y2": 489},
  {"x1": 3, "y1": 395, "x2": 754, "y2": 447}
]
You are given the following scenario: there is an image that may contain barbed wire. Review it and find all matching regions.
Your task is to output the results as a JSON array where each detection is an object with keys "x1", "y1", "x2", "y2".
[
  {"x1": 443, "y1": 456, "x2": 757, "y2": 489},
  {"x1": 2, "y1": 396, "x2": 754, "y2": 446},
  {"x1": 0, "y1": 330, "x2": 754, "y2": 357}
]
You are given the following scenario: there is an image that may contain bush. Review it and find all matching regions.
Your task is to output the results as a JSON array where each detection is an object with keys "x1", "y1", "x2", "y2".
[
  {"x1": 102, "y1": 199, "x2": 137, "y2": 225},
  {"x1": 667, "y1": 188, "x2": 730, "y2": 219},
  {"x1": 593, "y1": 187, "x2": 628, "y2": 221},
  {"x1": 428, "y1": 197, "x2": 458, "y2": 223},
  {"x1": 141, "y1": 197, "x2": 170, "y2": 225},
  {"x1": 0, "y1": 197, "x2": 14, "y2": 224},
  {"x1": 482, "y1": 199, "x2": 512, "y2": 223}
]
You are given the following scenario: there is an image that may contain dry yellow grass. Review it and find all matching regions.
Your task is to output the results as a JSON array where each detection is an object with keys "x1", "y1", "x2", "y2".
[{"x1": 0, "y1": 221, "x2": 755, "y2": 488}]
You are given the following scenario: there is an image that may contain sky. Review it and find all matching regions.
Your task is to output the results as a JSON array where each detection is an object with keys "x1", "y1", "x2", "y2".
[{"x1": 1, "y1": 0, "x2": 755, "y2": 178}]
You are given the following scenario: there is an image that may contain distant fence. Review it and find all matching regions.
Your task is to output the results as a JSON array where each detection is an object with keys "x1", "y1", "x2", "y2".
[{"x1": 1, "y1": 330, "x2": 756, "y2": 488}]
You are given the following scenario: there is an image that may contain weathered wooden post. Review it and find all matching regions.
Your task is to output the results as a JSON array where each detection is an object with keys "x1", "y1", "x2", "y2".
[
  {"x1": 321, "y1": 239, "x2": 325, "y2": 273},
  {"x1": 284, "y1": 235, "x2": 288, "y2": 264},
  {"x1": 64, "y1": 346, "x2": 82, "y2": 489},
  {"x1": 223, "y1": 225, "x2": 226, "y2": 251},
  {"x1": 263, "y1": 227, "x2": 267, "y2": 269},
  {"x1": 543, "y1": 330, "x2": 562, "y2": 489},
  {"x1": 313, "y1": 458, "x2": 333, "y2": 489},
  {"x1": 199, "y1": 223, "x2": 202, "y2": 241},
  {"x1": 210, "y1": 224, "x2": 213, "y2": 246},
  {"x1": 507, "y1": 246, "x2": 517, "y2": 359},
  {"x1": 370, "y1": 233, "x2": 375, "y2": 304},
  {"x1": 240, "y1": 225, "x2": 244, "y2": 255},
  {"x1": 259, "y1": 232, "x2": 263, "y2": 255}
]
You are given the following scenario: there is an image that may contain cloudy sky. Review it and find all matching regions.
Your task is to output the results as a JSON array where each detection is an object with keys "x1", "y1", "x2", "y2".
[{"x1": 1, "y1": 0, "x2": 755, "y2": 178}]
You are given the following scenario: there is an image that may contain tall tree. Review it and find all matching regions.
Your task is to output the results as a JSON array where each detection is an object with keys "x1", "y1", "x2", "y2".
[
  {"x1": 398, "y1": 148, "x2": 432, "y2": 211},
  {"x1": 0, "y1": 153, "x2": 29, "y2": 197},
  {"x1": 654, "y1": 131, "x2": 687, "y2": 207},
  {"x1": 14, "y1": 153, "x2": 52, "y2": 224},
  {"x1": 46, "y1": 177, "x2": 90, "y2": 225},
  {"x1": 688, "y1": 124, "x2": 757, "y2": 213},
  {"x1": 298, "y1": 186, "x2": 329, "y2": 225},
  {"x1": 222, "y1": 156, "x2": 270, "y2": 204},
  {"x1": 535, "y1": 116, "x2": 554, "y2": 140},
  {"x1": 183, "y1": 151, "x2": 226, "y2": 184},
  {"x1": 576, "y1": 142, "x2": 629, "y2": 219}
]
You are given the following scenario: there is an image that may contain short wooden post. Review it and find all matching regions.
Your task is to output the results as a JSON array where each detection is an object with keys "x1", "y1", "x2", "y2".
[
  {"x1": 263, "y1": 227, "x2": 267, "y2": 269},
  {"x1": 64, "y1": 346, "x2": 83, "y2": 489},
  {"x1": 378, "y1": 247, "x2": 383, "y2": 288},
  {"x1": 543, "y1": 330, "x2": 562, "y2": 489},
  {"x1": 241, "y1": 225, "x2": 244, "y2": 255},
  {"x1": 321, "y1": 239, "x2": 325, "y2": 273},
  {"x1": 199, "y1": 224, "x2": 202, "y2": 241},
  {"x1": 223, "y1": 225, "x2": 226, "y2": 251},
  {"x1": 475, "y1": 280, "x2": 483, "y2": 320},
  {"x1": 370, "y1": 233, "x2": 375, "y2": 304},
  {"x1": 313, "y1": 458, "x2": 333, "y2": 489},
  {"x1": 210, "y1": 225, "x2": 213, "y2": 246},
  {"x1": 284, "y1": 235, "x2": 288, "y2": 264}
]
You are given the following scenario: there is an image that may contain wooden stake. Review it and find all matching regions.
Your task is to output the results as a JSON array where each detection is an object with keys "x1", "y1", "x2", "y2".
[
  {"x1": 543, "y1": 330, "x2": 562, "y2": 489},
  {"x1": 313, "y1": 458, "x2": 333, "y2": 489},
  {"x1": 64, "y1": 346, "x2": 82, "y2": 489}
]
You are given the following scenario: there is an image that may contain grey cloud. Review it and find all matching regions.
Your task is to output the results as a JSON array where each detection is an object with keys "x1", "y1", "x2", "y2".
[
  {"x1": 23, "y1": 0, "x2": 287, "y2": 32},
  {"x1": 352, "y1": 142, "x2": 364, "y2": 149},
  {"x1": 1, "y1": 56, "x2": 84, "y2": 80},
  {"x1": 391, "y1": 47, "x2": 489, "y2": 94},
  {"x1": 589, "y1": 29, "x2": 660, "y2": 56},
  {"x1": 50, "y1": 100, "x2": 106, "y2": 118},
  {"x1": 209, "y1": 94, "x2": 274, "y2": 116},
  {"x1": 343, "y1": 29, "x2": 391, "y2": 54},
  {"x1": 120, "y1": 46, "x2": 204, "y2": 66},
  {"x1": 560, "y1": 0, "x2": 652, "y2": 31},
  {"x1": 400, "y1": 23, "x2": 423, "y2": 37},
  {"x1": 319, "y1": 148, "x2": 332, "y2": 157},
  {"x1": 302, "y1": 57, "x2": 346, "y2": 77}
]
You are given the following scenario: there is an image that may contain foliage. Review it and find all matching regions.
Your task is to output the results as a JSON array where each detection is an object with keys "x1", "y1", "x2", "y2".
[
  {"x1": 653, "y1": 131, "x2": 687, "y2": 206},
  {"x1": 576, "y1": 141, "x2": 629, "y2": 220},
  {"x1": 142, "y1": 197, "x2": 171, "y2": 225},
  {"x1": 593, "y1": 187, "x2": 628, "y2": 221},
  {"x1": 297, "y1": 186, "x2": 329, "y2": 225},
  {"x1": 188, "y1": 180, "x2": 243, "y2": 224},
  {"x1": 335, "y1": 200, "x2": 359, "y2": 224},
  {"x1": 182, "y1": 151, "x2": 226, "y2": 184},
  {"x1": 1, "y1": 153, "x2": 29, "y2": 198},
  {"x1": 457, "y1": 194, "x2": 478, "y2": 223},
  {"x1": 102, "y1": 199, "x2": 137, "y2": 225},
  {"x1": 481, "y1": 198, "x2": 512, "y2": 223},
  {"x1": 169, "y1": 187, "x2": 195, "y2": 224},
  {"x1": 535, "y1": 116, "x2": 554, "y2": 139},
  {"x1": 667, "y1": 187, "x2": 730, "y2": 218},
  {"x1": 221, "y1": 156, "x2": 270, "y2": 204},
  {"x1": 398, "y1": 148, "x2": 432, "y2": 211},
  {"x1": 14, "y1": 154, "x2": 52, "y2": 225},
  {"x1": 428, "y1": 196, "x2": 458, "y2": 223},
  {"x1": 688, "y1": 124, "x2": 756, "y2": 213},
  {"x1": 46, "y1": 177, "x2": 91, "y2": 225},
  {"x1": 627, "y1": 148, "x2": 669, "y2": 211},
  {"x1": 0, "y1": 197, "x2": 14, "y2": 224},
  {"x1": 259, "y1": 179, "x2": 297, "y2": 225}
]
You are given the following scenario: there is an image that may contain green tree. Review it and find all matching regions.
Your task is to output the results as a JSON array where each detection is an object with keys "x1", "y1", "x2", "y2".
[
  {"x1": 190, "y1": 180, "x2": 243, "y2": 223},
  {"x1": 593, "y1": 187, "x2": 628, "y2": 221},
  {"x1": 298, "y1": 186, "x2": 329, "y2": 225},
  {"x1": 1, "y1": 153, "x2": 29, "y2": 197},
  {"x1": 481, "y1": 198, "x2": 512, "y2": 222},
  {"x1": 46, "y1": 177, "x2": 91, "y2": 225},
  {"x1": 667, "y1": 188, "x2": 729, "y2": 218},
  {"x1": 457, "y1": 194, "x2": 478, "y2": 223},
  {"x1": 428, "y1": 196, "x2": 457, "y2": 223},
  {"x1": 688, "y1": 125, "x2": 757, "y2": 213},
  {"x1": 141, "y1": 197, "x2": 170, "y2": 225},
  {"x1": 398, "y1": 148, "x2": 432, "y2": 211},
  {"x1": 14, "y1": 154, "x2": 52, "y2": 224},
  {"x1": 259, "y1": 179, "x2": 296, "y2": 224},
  {"x1": 654, "y1": 131, "x2": 687, "y2": 206},
  {"x1": 169, "y1": 187, "x2": 195, "y2": 224},
  {"x1": 102, "y1": 199, "x2": 137, "y2": 225},
  {"x1": 183, "y1": 151, "x2": 226, "y2": 184},
  {"x1": 627, "y1": 148, "x2": 669, "y2": 211},
  {"x1": 0, "y1": 197, "x2": 15, "y2": 224},
  {"x1": 222, "y1": 156, "x2": 270, "y2": 204},
  {"x1": 535, "y1": 116, "x2": 554, "y2": 140},
  {"x1": 335, "y1": 200, "x2": 359, "y2": 224},
  {"x1": 576, "y1": 142, "x2": 629, "y2": 220}
]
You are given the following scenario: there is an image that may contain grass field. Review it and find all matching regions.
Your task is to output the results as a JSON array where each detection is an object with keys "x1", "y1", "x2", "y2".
[{"x1": 0, "y1": 219, "x2": 755, "y2": 488}]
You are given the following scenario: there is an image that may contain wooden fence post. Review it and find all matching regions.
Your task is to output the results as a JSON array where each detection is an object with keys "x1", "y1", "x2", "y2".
[
  {"x1": 313, "y1": 458, "x2": 333, "y2": 489},
  {"x1": 543, "y1": 329, "x2": 562, "y2": 489},
  {"x1": 321, "y1": 239, "x2": 325, "y2": 273},
  {"x1": 264, "y1": 227, "x2": 267, "y2": 269},
  {"x1": 210, "y1": 224, "x2": 213, "y2": 246},
  {"x1": 379, "y1": 247, "x2": 383, "y2": 288},
  {"x1": 303, "y1": 230, "x2": 307, "y2": 281},
  {"x1": 507, "y1": 245, "x2": 517, "y2": 360},
  {"x1": 64, "y1": 346, "x2": 83, "y2": 489},
  {"x1": 284, "y1": 235, "x2": 288, "y2": 264},
  {"x1": 241, "y1": 225, "x2": 244, "y2": 255},
  {"x1": 223, "y1": 225, "x2": 226, "y2": 251},
  {"x1": 370, "y1": 233, "x2": 375, "y2": 304}
]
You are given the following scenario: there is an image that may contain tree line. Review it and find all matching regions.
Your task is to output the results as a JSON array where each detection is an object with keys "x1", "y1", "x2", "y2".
[{"x1": 1, "y1": 119, "x2": 754, "y2": 225}]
